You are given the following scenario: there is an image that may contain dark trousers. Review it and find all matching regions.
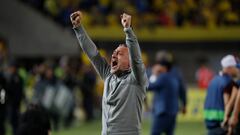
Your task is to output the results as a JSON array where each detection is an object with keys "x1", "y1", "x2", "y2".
[
  {"x1": 64, "y1": 103, "x2": 75, "y2": 128},
  {"x1": 207, "y1": 127, "x2": 227, "y2": 135},
  {"x1": 82, "y1": 90, "x2": 94, "y2": 121},
  {"x1": 0, "y1": 105, "x2": 6, "y2": 135},
  {"x1": 49, "y1": 111, "x2": 59, "y2": 131},
  {"x1": 8, "y1": 104, "x2": 20, "y2": 135},
  {"x1": 151, "y1": 113, "x2": 177, "y2": 135},
  {"x1": 0, "y1": 104, "x2": 20, "y2": 135}
]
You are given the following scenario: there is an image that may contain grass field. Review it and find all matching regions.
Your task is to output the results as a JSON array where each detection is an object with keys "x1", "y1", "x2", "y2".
[
  {"x1": 6, "y1": 119, "x2": 206, "y2": 135},
  {"x1": 50, "y1": 119, "x2": 206, "y2": 135}
]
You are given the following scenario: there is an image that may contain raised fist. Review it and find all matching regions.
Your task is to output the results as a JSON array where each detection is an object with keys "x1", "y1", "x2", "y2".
[
  {"x1": 70, "y1": 11, "x2": 82, "y2": 28},
  {"x1": 121, "y1": 13, "x2": 131, "y2": 28}
]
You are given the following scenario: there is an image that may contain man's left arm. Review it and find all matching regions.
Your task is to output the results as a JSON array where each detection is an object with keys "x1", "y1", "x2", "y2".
[
  {"x1": 227, "y1": 85, "x2": 240, "y2": 130},
  {"x1": 121, "y1": 13, "x2": 148, "y2": 87},
  {"x1": 177, "y1": 70, "x2": 187, "y2": 114},
  {"x1": 222, "y1": 82, "x2": 238, "y2": 129}
]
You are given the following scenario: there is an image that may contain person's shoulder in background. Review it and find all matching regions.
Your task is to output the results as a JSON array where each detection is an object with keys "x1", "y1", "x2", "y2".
[{"x1": 17, "y1": 103, "x2": 51, "y2": 135}]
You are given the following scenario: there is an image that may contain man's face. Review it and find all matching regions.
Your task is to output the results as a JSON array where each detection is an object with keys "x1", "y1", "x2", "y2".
[
  {"x1": 229, "y1": 66, "x2": 239, "y2": 77},
  {"x1": 110, "y1": 45, "x2": 130, "y2": 75},
  {"x1": 152, "y1": 64, "x2": 167, "y2": 75}
]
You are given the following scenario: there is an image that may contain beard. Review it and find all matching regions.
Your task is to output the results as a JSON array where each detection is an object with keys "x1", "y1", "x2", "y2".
[{"x1": 110, "y1": 66, "x2": 120, "y2": 74}]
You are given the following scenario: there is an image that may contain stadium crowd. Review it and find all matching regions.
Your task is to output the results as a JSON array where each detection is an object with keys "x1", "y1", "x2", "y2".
[
  {"x1": 0, "y1": 37, "x2": 101, "y2": 135},
  {"x1": 1, "y1": 34, "x2": 240, "y2": 135},
  {"x1": 21, "y1": 0, "x2": 240, "y2": 28}
]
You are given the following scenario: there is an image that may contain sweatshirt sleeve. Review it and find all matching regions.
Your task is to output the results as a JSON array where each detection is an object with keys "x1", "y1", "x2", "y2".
[
  {"x1": 124, "y1": 27, "x2": 148, "y2": 87},
  {"x1": 73, "y1": 25, "x2": 111, "y2": 80}
]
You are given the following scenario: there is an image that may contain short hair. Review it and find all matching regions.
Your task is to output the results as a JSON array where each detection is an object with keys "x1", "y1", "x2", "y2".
[
  {"x1": 17, "y1": 104, "x2": 51, "y2": 135},
  {"x1": 157, "y1": 60, "x2": 172, "y2": 71}
]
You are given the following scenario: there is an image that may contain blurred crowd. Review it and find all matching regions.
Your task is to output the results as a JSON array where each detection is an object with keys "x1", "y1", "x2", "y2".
[
  {"x1": 1, "y1": 34, "x2": 239, "y2": 135},
  {"x1": 0, "y1": 37, "x2": 103, "y2": 135},
  {"x1": 21, "y1": 0, "x2": 240, "y2": 28}
]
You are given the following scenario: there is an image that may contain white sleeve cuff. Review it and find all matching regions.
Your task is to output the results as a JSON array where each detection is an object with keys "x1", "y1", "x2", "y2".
[{"x1": 149, "y1": 75, "x2": 157, "y2": 83}]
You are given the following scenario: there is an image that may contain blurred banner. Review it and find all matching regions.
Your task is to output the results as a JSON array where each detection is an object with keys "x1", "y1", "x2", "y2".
[
  {"x1": 82, "y1": 26, "x2": 240, "y2": 41},
  {"x1": 146, "y1": 88, "x2": 206, "y2": 122},
  {"x1": 178, "y1": 89, "x2": 206, "y2": 122}
]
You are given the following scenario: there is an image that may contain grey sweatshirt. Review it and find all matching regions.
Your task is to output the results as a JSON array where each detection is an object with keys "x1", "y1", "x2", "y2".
[{"x1": 74, "y1": 25, "x2": 148, "y2": 135}]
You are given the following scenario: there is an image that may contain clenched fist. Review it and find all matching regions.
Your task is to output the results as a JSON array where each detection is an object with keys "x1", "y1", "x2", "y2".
[
  {"x1": 70, "y1": 11, "x2": 82, "y2": 28},
  {"x1": 121, "y1": 13, "x2": 131, "y2": 28}
]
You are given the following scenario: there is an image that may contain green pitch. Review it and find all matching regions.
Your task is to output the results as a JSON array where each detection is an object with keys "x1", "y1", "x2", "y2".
[{"x1": 51, "y1": 120, "x2": 206, "y2": 135}]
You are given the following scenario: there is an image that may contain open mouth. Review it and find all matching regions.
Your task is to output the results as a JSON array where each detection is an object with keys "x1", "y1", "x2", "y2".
[{"x1": 111, "y1": 60, "x2": 118, "y2": 68}]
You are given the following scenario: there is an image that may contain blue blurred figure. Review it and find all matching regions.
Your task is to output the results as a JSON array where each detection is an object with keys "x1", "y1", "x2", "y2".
[
  {"x1": 204, "y1": 55, "x2": 239, "y2": 135},
  {"x1": 148, "y1": 57, "x2": 187, "y2": 135},
  {"x1": 154, "y1": 51, "x2": 187, "y2": 113}
]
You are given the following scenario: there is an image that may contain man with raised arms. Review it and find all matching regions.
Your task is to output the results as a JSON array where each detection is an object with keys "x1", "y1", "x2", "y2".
[{"x1": 70, "y1": 11, "x2": 148, "y2": 135}]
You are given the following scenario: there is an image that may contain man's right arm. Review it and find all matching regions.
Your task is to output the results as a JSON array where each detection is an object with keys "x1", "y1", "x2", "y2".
[
  {"x1": 176, "y1": 70, "x2": 187, "y2": 114},
  {"x1": 73, "y1": 26, "x2": 98, "y2": 58},
  {"x1": 71, "y1": 11, "x2": 111, "y2": 80}
]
